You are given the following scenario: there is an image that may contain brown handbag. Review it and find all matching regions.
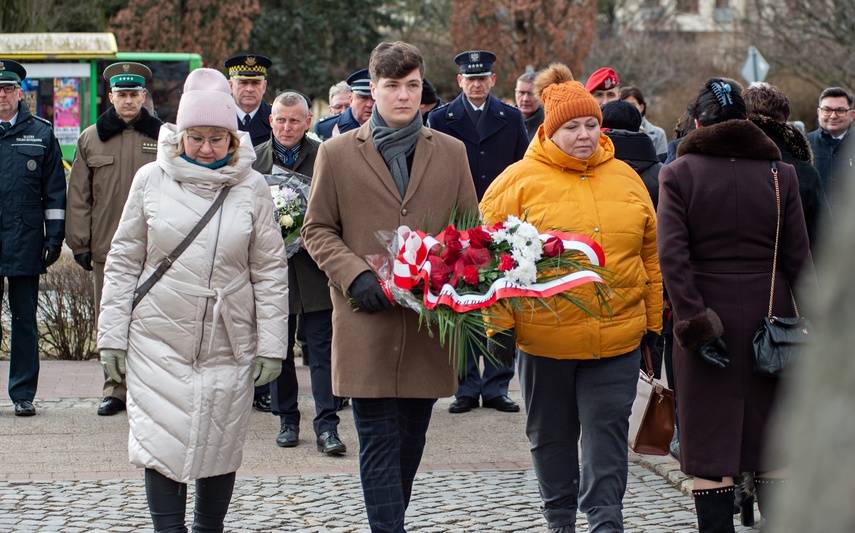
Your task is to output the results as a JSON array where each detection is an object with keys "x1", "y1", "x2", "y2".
[{"x1": 628, "y1": 345, "x2": 676, "y2": 455}]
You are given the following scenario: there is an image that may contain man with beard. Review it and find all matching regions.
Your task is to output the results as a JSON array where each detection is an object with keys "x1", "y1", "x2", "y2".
[
  {"x1": 0, "y1": 59, "x2": 66, "y2": 416},
  {"x1": 67, "y1": 62, "x2": 163, "y2": 416}
]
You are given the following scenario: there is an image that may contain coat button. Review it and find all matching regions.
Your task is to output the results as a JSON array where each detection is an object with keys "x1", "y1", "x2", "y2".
[
  {"x1": 480, "y1": 151, "x2": 485, "y2": 155},
  {"x1": 593, "y1": 352, "x2": 599, "y2": 358},
  {"x1": 593, "y1": 228, "x2": 600, "y2": 232},
  {"x1": 580, "y1": 176, "x2": 586, "y2": 180},
  {"x1": 402, "y1": 208, "x2": 408, "y2": 216}
]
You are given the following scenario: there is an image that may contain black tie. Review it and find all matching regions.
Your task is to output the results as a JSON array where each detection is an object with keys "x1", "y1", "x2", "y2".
[
  {"x1": 0, "y1": 121, "x2": 10, "y2": 132},
  {"x1": 475, "y1": 109, "x2": 482, "y2": 119},
  {"x1": 243, "y1": 114, "x2": 251, "y2": 127}
]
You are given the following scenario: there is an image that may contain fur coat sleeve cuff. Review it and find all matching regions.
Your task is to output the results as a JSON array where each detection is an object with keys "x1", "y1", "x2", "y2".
[{"x1": 673, "y1": 308, "x2": 724, "y2": 351}]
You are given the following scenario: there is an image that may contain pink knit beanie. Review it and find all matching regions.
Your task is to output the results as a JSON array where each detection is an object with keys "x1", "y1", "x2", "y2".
[{"x1": 176, "y1": 68, "x2": 237, "y2": 132}]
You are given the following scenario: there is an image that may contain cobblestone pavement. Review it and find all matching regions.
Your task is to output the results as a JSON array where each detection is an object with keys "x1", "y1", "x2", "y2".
[
  {"x1": 0, "y1": 464, "x2": 726, "y2": 532},
  {"x1": 0, "y1": 361, "x2": 762, "y2": 532}
]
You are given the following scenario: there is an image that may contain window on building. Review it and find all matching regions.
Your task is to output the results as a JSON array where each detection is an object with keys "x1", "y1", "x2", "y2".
[{"x1": 677, "y1": 0, "x2": 699, "y2": 13}]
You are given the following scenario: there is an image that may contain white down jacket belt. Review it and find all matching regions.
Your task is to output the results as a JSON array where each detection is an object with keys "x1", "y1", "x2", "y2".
[{"x1": 98, "y1": 125, "x2": 289, "y2": 482}]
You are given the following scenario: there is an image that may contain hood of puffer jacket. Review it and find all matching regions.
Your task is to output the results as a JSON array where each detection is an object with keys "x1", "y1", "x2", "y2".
[
  {"x1": 156, "y1": 123, "x2": 258, "y2": 191},
  {"x1": 526, "y1": 124, "x2": 616, "y2": 173}
]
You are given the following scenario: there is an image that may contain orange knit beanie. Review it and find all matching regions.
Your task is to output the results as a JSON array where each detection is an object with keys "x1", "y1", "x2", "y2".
[{"x1": 535, "y1": 63, "x2": 602, "y2": 138}]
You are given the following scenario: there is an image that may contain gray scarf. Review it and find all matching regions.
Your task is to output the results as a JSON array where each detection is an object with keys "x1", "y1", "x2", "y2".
[{"x1": 370, "y1": 110, "x2": 422, "y2": 198}]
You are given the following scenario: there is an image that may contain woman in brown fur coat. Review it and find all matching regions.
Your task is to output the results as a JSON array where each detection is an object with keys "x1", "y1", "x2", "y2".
[{"x1": 657, "y1": 78, "x2": 816, "y2": 532}]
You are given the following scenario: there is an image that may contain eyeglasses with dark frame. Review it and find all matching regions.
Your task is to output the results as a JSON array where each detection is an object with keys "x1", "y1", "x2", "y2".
[
  {"x1": 819, "y1": 106, "x2": 852, "y2": 117},
  {"x1": 0, "y1": 85, "x2": 19, "y2": 94}
]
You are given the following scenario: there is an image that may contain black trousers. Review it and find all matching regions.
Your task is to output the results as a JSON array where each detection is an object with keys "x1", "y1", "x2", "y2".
[
  {"x1": 2, "y1": 276, "x2": 40, "y2": 402},
  {"x1": 351, "y1": 398, "x2": 436, "y2": 533},
  {"x1": 145, "y1": 469, "x2": 235, "y2": 533}
]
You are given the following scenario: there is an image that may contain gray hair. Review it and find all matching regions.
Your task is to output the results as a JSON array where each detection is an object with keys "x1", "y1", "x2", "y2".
[
  {"x1": 517, "y1": 72, "x2": 536, "y2": 85},
  {"x1": 273, "y1": 91, "x2": 309, "y2": 117},
  {"x1": 329, "y1": 81, "x2": 351, "y2": 102}
]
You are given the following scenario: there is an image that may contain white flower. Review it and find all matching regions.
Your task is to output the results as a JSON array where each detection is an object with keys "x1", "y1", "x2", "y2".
[{"x1": 280, "y1": 214, "x2": 294, "y2": 228}]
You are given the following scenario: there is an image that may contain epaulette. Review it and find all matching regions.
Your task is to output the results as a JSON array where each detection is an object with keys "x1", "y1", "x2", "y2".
[
  {"x1": 317, "y1": 114, "x2": 341, "y2": 124},
  {"x1": 31, "y1": 115, "x2": 52, "y2": 126}
]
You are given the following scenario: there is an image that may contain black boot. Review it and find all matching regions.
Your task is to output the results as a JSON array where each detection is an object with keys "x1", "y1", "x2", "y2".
[
  {"x1": 755, "y1": 477, "x2": 787, "y2": 530},
  {"x1": 693, "y1": 486, "x2": 736, "y2": 533},
  {"x1": 733, "y1": 472, "x2": 755, "y2": 527}
]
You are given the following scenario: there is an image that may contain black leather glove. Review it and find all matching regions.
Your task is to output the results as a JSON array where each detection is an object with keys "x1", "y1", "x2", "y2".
[
  {"x1": 488, "y1": 329, "x2": 516, "y2": 367},
  {"x1": 43, "y1": 244, "x2": 61, "y2": 268},
  {"x1": 641, "y1": 330, "x2": 660, "y2": 352},
  {"x1": 698, "y1": 337, "x2": 729, "y2": 368},
  {"x1": 74, "y1": 251, "x2": 93, "y2": 271},
  {"x1": 348, "y1": 271, "x2": 392, "y2": 314}
]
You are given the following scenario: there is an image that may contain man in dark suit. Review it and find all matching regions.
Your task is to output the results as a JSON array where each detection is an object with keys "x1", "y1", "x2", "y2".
[
  {"x1": 427, "y1": 50, "x2": 528, "y2": 414},
  {"x1": 808, "y1": 86, "x2": 854, "y2": 214},
  {"x1": 314, "y1": 69, "x2": 374, "y2": 140},
  {"x1": 253, "y1": 91, "x2": 346, "y2": 455},
  {"x1": 226, "y1": 54, "x2": 272, "y2": 147}
]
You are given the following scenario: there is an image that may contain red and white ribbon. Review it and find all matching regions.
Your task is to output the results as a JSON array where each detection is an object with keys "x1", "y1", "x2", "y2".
[{"x1": 389, "y1": 225, "x2": 607, "y2": 313}]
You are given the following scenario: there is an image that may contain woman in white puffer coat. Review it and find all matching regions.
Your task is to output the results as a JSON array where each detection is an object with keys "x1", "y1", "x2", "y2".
[{"x1": 97, "y1": 68, "x2": 289, "y2": 533}]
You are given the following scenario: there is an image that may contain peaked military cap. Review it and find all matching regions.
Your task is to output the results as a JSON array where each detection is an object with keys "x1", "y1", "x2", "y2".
[
  {"x1": 454, "y1": 50, "x2": 496, "y2": 78},
  {"x1": 103, "y1": 62, "x2": 151, "y2": 91},
  {"x1": 346, "y1": 68, "x2": 372, "y2": 97},
  {"x1": 0, "y1": 59, "x2": 26, "y2": 85},
  {"x1": 224, "y1": 54, "x2": 272, "y2": 80}
]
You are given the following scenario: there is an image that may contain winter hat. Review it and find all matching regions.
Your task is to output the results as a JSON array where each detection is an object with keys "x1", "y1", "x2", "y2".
[
  {"x1": 534, "y1": 63, "x2": 602, "y2": 138},
  {"x1": 585, "y1": 67, "x2": 620, "y2": 93},
  {"x1": 176, "y1": 68, "x2": 237, "y2": 132},
  {"x1": 601, "y1": 100, "x2": 642, "y2": 132}
]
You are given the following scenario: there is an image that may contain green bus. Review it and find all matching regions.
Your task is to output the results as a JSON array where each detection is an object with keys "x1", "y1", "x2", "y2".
[{"x1": 0, "y1": 33, "x2": 202, "y2": 160}]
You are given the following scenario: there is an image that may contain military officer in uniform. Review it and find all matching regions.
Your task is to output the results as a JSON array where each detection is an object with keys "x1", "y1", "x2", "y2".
[
  {"x1": 314, "y1": 69, "x2": 374, "y2": 140},
  {"x1": 67, "y1": 62, "x2": 163, "y2": 416},
  {"x1": 0, "y1": 59, "x2": 66, "y2": 416},
  {"x1": 225, "y1": 54, "x2": 273, "y2": 147},
  {"x1": 427, "y1": 50, "x2": 528, "y2": 415}
]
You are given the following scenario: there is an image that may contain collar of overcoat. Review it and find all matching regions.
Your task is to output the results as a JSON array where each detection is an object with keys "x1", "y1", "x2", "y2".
[
  {"x1": 444, "y1": 93, "x2": 508, "y2": 146},
  {"x1": 355, "y1": 120, "x2": 436, "y2": 204}
]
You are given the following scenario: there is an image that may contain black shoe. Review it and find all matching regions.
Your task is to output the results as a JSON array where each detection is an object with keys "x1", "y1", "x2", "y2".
[
  {"x1": 97, "y1": 397, "x2": 126, "y2": 416},
  {"x1": 253, "y1": 392, "x2": 272, "y2": 412},
  {"x1": 316, "y1": 430, "x2": 347, "y2": 455},
  {"x1": 13, "y1": 400, "x2": 36, "y2": 417},
  {"x1": 448, "y1": 396, "x2": 479, "y2": 413},
  {"x1": 276, "y1": 422, "x2": 299, "y2": 448},
  {"x1": 482, "y1": 395, "x2": 520, "y2": 412},
  {"x1": 669, "y1": 428, "x2": 681, "y2": 460}
]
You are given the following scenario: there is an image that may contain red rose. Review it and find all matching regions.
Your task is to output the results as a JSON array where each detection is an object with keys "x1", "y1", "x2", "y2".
[
  {"x1": 462, "y1": 264, "x2": 480, "y2": 285},
  {"x1": 441, "y1": 239, "x2": 463, "y2": 264},
  {"x1": 498, "y1": 254, "x2": 515, "y2": 272},
  {"x1": 443, "y1": 225, "x2": 461, "y2": 246},
  {"x1": 449, "y1": 259, "x2": 466, "y2": 288},
  {"x1": 461, "y1": 246, "x2": 492, "y2": 267},
  {"x1": 543, "y1": 236, "x2": 565, "y2": 258},
  {"x1": 428, "y1": 256, "x2": 452, "y2": 292},
  {"x1": 490, "y1": 221, "x2": 505, "y2": 231},
  {"x1": 467, "y1": 226, "x2": 492, "y2": 248}
]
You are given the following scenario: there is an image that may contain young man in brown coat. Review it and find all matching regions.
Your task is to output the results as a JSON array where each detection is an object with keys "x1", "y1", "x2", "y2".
[
  {"x1": 302, "y1": 41, "x2": 478, "y2": 532},
  {"x1": 66, "y1": 62, "x2": 162, "y2": 416}
]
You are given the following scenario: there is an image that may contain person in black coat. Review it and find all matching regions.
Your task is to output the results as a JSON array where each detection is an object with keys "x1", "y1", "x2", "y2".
[
  {"x1": 314, "y1": 69, "x2": 375, "y2": 140},
  {"x1": 427, "y1": 50, "x2": 528, "y2": 414},
  {"x1": 744, "y1": 83, "x2": 831, "y2": 252},
  {"x1": 226, "y1": 54, "x2": 273, "y2": 147},
  {"x1": 601, "y1": 100, "x2": 661, "y2": 210}
]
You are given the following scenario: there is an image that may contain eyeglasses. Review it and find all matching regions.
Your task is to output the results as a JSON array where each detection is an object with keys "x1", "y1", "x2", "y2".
[
  {"x1": 0, "y1": 85, "x2": 19, "y2": 94},
  {"x1": 185, "y1": 134, "x2": 229, "y2": 148},
  {"x1": 820, "y1": 107, "x2": 851, "y2": 117}
]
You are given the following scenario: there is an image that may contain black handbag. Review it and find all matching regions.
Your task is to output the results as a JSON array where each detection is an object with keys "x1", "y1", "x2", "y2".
[{"x1": 752, "y1": 162, "x2": 812, "y2": 376}]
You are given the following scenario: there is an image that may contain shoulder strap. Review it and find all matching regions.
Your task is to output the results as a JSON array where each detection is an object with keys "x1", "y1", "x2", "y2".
[
  {"x1": 767, "y1": 162, "x2": 801, "y2": 318},
  {"x1": 132, "y1": 186, "x2": 232, "y2": 309}
]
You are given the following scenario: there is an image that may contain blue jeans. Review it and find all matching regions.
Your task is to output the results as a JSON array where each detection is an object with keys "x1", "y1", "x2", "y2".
[
  {"x1": 351, "y1": 398, "x2": 436, "y2": 533},
  {"x1": 518, "y1": 350, "x2": 639, "y2": 532}
]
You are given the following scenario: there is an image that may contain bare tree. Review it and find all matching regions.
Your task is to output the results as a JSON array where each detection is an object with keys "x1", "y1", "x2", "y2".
[
  {"x1": 109, "y1": 0, "x2": 260, "y2": 68},
  {"x1": 451, "y1": 0, "x2": 598, "y2": 96}
]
